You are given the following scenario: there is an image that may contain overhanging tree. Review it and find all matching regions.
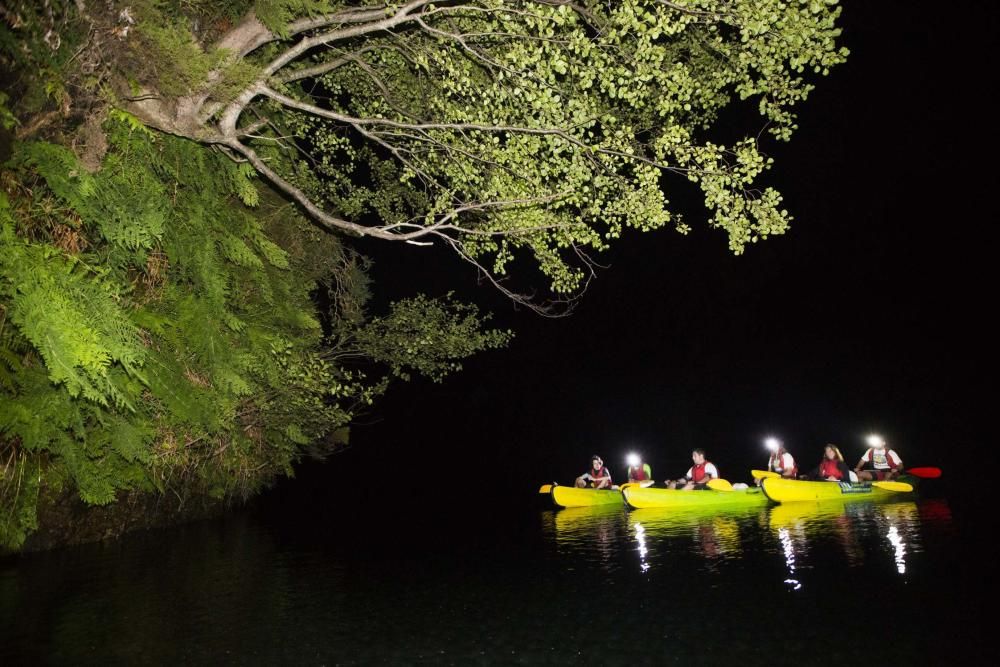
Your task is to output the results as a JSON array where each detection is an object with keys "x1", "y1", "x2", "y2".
[
  {"x1": 0, "y1": 0, "x2": 847, "y2": 549},
  {"x1": 116, "y1": 0, "x2": 847, "y2": 311}
]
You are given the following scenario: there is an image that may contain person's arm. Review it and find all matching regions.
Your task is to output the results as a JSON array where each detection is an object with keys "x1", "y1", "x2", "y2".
[
  {"x1": 854, "y1": 450, "x2": 870, "y2": 472},
  {"x1": 888, "y1": 450, "x2": 903, "y2": 470},
  {"x1": 705, "y1": 463, "x2": 719, "y2": 479}
]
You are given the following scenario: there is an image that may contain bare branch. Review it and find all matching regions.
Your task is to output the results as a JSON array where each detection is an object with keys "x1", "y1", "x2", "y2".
[
  {"x1": 437, "y1": 235, "x2": 581, "y2": 318},
  {"x1": 262, "y1": 1, "x2": 435, "y2": 77},
  {"x1": 274, "y1": 45, "x2": 380, "y2": 84}
]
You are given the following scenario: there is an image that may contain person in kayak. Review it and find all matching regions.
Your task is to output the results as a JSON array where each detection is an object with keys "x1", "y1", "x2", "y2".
[
  {"x1": 756, "y1": 437, "x2": 798, "y2": 485},
  {"x1": 766, "y1": 437, "x2": 798, "y2": 478},
  {"x1": 813, "y1": 444, "x2": 852, "y2": 481},
  {"x1": 575, "y1": 455, "x2": 613, "y2": 489},
  {"x1": 854, "y1": 434, "x2": 903, "y2": 481},
  {"x1": 667, "y1": 449, "x2": 718, "y2": 490},
  {"x1": 626, "y1": 453, "x2": 654, "y2": 487}
]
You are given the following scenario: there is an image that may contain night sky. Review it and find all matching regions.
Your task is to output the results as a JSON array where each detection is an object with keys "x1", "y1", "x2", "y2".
[{"x1": 285, "y1": 2, "x2": 994, "y2": 510}]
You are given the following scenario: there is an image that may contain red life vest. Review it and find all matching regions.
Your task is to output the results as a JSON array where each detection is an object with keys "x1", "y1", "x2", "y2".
[
  {"x1": 819, "y1": 459, "x2": 844, "y2": 480},
  {"x1": 691, "y1": 461, "x2": 712, "y2": 482},
  {"x1": 769, "y1": 451, "x2": 798, "y2": 477},
  {"x1": 628, "y1": 465, "x2": 649, "y2": 481},
  {"x1": 590, "y1": 466, "x2": 611, "y2": 487}
]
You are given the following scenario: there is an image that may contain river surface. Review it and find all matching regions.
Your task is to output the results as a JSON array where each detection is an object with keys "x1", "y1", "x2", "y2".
[{"x1": 0, "y1": 480, "x2": 987, "y2": 665}]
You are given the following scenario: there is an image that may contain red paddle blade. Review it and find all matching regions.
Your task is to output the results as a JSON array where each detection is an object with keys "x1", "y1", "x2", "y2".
[{"x1": 907, "y1": 467, "x2": 942, "y2": 479}]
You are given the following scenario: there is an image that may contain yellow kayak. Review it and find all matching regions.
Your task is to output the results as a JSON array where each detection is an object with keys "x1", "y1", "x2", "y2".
[
  {"x1": 550, "y1": 485, "x2": 624, "y2": 508},
  {"x1": 761, "y1": 477, "x2": 913, "y2": 503},
  {"x1": 622, "y1": 485, "x2": 769, "y2": 509}
]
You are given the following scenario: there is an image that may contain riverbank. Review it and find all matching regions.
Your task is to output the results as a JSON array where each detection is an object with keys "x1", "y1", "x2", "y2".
[{"x1": 11, "y1": 490, "x2": 233, "y2": 555}]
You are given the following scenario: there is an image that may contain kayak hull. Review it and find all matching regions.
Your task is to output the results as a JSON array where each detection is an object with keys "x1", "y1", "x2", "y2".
[
  {"x1": 761, "y1": 477, "x2": 914, "y2": 503},
  {"x1": 550, "y1": 486, "x2": 623, "y2": 508},
  {"x1": 622, "y1": 486, "x2": 769, "y2": 510}
]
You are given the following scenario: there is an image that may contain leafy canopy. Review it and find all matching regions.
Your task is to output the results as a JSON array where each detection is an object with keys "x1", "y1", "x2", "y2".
[{"x1": 111, "y1": 0, "x2": 847, "y2": 310}]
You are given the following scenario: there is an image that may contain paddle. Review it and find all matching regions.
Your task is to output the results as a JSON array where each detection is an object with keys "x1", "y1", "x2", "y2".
[
  {"x1": 706, "y1": 478, "x2": 734, "y2": 491},
  {"x1": 751, "y1": 469, "x2": 780, "y2": 480},
  {"x1": 906, "y1": 467, "x2": 942, "y2": 479},
  {"x1": 872, "y1": 480, "x2": 913, "y2": 492}
]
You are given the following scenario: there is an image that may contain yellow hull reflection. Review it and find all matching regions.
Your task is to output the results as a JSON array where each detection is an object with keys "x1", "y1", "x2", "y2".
[
  {"x1": 552, "y1": 504, "x2": 624, "y2": 530},
  {"x1": 768, "y1": 499, "x2": 919, "y2": 531},
  {"x1": 628, "y1": 505, "x2": 768, "y2": 532},
  {"x1": 550, "y1": 505, "x2": 628, "y2": 568}
]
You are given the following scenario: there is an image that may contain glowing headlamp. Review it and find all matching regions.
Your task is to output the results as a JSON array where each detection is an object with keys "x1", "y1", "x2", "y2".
[
  {"x1": 627, "y1": 453, "x2": 641, "y2": 467},
  {"x1": 866, "y1": 434, "x2": 885, "y2": 448}
]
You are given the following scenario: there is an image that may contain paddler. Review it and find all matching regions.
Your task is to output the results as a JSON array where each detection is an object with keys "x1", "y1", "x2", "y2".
[
  {"x1": 666, "y1": 449, "x2": 718, "y2": 490},
  {"x1": 813, "y1": 444, "x2": 852, "y2": 481},
  {"x1": 766, "y1": 437, "x2": 797, "y2": 477},
  {"x1": 625, "y1": 453, "x2": 654, "y2": 487},
  {"x1": 854, "y1": 434, "x2": 903, "y2": 481},
  {"x1": 575, "y1": 455, "x2": 613, "y2": 489},
  {"x1": 756, "y1": 436, "x2": 798, "y2": 485}
]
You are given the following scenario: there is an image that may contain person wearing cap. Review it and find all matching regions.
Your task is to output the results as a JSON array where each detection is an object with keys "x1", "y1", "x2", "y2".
[
  {"x1": 855, "y1": 435, "x2": 903, "y2": 481},
  {"x1": 667, "y1": 449, "x2": 718, "y2": 490},
  {"x1": 575, "y1": 455, "x2": 613, "y2": 489},
  {"x1": 626, "y1": 453, "x2": 653, "y2": 486}
]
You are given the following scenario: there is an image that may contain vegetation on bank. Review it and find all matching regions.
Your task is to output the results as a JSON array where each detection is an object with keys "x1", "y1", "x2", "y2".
[{"x1": 1, "y1": 0, "x2": 846, "y2": 550}]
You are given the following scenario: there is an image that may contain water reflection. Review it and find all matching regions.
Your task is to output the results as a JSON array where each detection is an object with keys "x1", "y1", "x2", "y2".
[
  {"x1": 544, "y1": 505, "x2": 630, "y2": 572},
  {"x1": 873, "y1": 502, "x2": 920, "y2": 574},
  {"x1": 627, "y1": 506, "x2": 766, "y2": 535},
  {"x1": 768, "y1": 500, "x2": 860, "y2": 568},
  {"x1": 633, "y1": 522, "x2": 650, "y2": 573},
  {"x1": 627, "y1": 507, "x2": 765, "y2": 573},
  {"x1": 541, "y1": 500, "x2": 951, "y2": 585},
  {"x1": 887, "y1": 525, "x2": 906, "y2": 573},
  {"x1": 777, "y1": 527, "x2": 802, "y2": 590},
  {"x1": 764, "y1": 500, "x2": 929, "y2": 589}
]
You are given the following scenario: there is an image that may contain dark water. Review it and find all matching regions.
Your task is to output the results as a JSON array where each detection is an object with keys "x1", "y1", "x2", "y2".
[{"x1": 1, "y1": 477, "x2": 988, "y2": 666}]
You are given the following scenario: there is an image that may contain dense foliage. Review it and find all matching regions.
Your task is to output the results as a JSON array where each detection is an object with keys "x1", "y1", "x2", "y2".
[
  {"x1": 0, "y1": 113, "x2": 509, "y2": 550},
  {"x1": 0, "y1": 0, "x2": 845, "y2": 549}
]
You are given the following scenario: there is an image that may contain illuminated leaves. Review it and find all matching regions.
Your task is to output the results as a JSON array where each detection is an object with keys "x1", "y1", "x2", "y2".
[{"x1": 228, "y1": 1, "x2": 846, "y2": 298}]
